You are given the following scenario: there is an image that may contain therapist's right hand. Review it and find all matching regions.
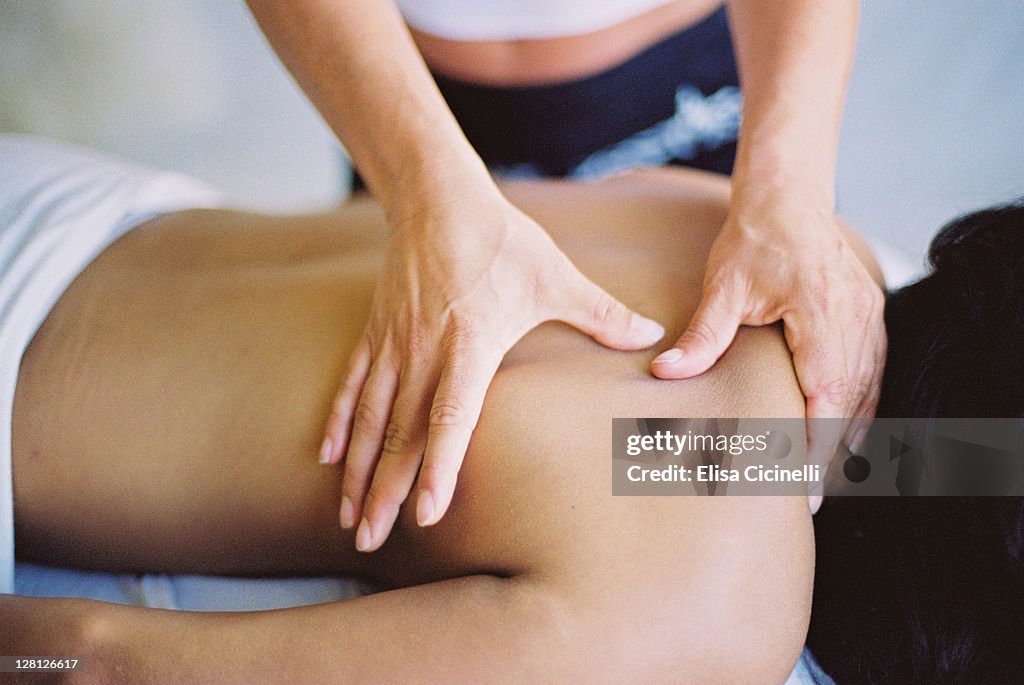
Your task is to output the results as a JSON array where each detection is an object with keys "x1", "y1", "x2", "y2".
[{"x1": 319, "y1": 182, "x2": 666, "y2": 552}]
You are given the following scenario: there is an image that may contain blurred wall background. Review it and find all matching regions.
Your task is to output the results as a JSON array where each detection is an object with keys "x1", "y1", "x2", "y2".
[
  {"x1": 836, "y1": 0, "x2": 1024, "y2": 269},
  {"x1": 0, "y1": 0, "x2": 344, "y2": 210},
  {"x1": 2, "y1": 1, "x2": 1022, "y2": 270}
]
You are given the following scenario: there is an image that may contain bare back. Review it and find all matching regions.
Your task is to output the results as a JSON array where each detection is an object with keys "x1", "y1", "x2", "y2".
[
  {"x1": 9, "y1": 169, "x2": 854, "y2": 680},
  {"x1": 10, "y1": 165, "x2": 860, "y2": 575}
]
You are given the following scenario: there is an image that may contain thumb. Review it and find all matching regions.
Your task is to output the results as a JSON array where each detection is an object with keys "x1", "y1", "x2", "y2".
[
  {"x1": 558, "y1": 268, "x2": 665, "y2": 350},
  {"x1": 652, "y1": 289, "x2": 742, "y2": 379}
]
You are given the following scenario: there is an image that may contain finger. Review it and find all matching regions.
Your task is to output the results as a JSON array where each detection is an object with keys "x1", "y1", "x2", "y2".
[
  {"x1": 805, "y1": 402, "x2": 846, "y2": 514},
  {"x1": 845, "y1": 284, "x2": 882, "y2": 412},
  {"x1": 787, "y1": 312, "x2": 851, "y2": 472},
  {"x1": 415, "y1": 341, "x2": 503, "y2": 529},
  {"x1": 841, "y1": 286, "x2": 886, "y2": 446},
  {"x1": 844, "y1": 314, "x2": 887, "y2": 452},
  {"x1": 651, "y1": 288, "x2": 743, "y2": 379},
  {"x1": 866, "y1": 320, "x2": 887, "y2": 418},
  {"x1": 320, "y1": 335, "x2": 372, "y2": 465},
  {"x1": 356, "y1": 362, "x2": 436, "y2": 553},
  {"x1": 339, "y1": 356, "x2": 399, "y2": 530},
  {"x1": 558, "y1": 267, "x2": 665, "y2": 350},
  {"x1": 838, "y1": 315, "x2": 872, "y2": 450}
]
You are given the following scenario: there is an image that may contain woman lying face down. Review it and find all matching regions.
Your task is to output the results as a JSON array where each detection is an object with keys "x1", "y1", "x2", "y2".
[
  {"x1": 6, "y1": 166, "x2": 829, "y2": 684},
  {"x1": 2, "y1": 151, "x2": 1019, "y2": 683}
]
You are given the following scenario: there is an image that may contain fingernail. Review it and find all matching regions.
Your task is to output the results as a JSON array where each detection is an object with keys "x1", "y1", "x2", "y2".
[
  {"x1": 318, "y1": 437, "x2": 333, "y2": 464},
  {"x1": 849, "y1": 428, "x2": 868, "y2": 455},
  {"x1": 630, "y1": 315, "x2": 665, "y2": 343},
  {"x1": 355, "y1": 518, "x2": 372, "y2": 552},
  {"x1": 808, "y1": 494, "x2": 823, "y2": 515},
  {"x1": 416, "y1": 490, "x2": 436, "y2": 527},
  {"x1": 340, "y1": 496, "x2": 355, "y2": 529},
  {"x1": 652, "y1": 348, "x2": 684, "y2": 365}
]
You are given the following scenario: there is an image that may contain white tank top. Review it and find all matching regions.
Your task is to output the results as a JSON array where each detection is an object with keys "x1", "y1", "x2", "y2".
[{"x1": 395, "y1": 0, "x2": 676, "y2": 40}]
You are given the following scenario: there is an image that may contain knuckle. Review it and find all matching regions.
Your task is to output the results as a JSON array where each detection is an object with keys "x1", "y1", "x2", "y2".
[
  {"x1": 683, "y1": 318, "x2": 719, "y2": 350},
  {"x1": 852, "y1": 286, "x2": 880, "y2": 322},
  {"x1": 703, "y1": 273, "x2": 741, "y2": 304},
  {"x1": 429, "y1": 399, "x2": 467, "y2": 431},
  {"x1": 816, "y1": 377, "x2": 852, "y2": 405},
  {"x1": 805, "y1": 285, "x2": 831, "y2": 314},
  {"x1": 859, "y1": 394, "x2": 880, "y2": 418},
  {"x1": 418, "y1": 459, "x2": 449, "y2": 484},
  {"x1": 793, "y1": 272, "x2": 833, "y2": 311},
  {"x1": 591, "y1": 291, "x2": 624, "y2": 326},
  {"x1": 404, "y1": 326, "x2": 431, "y2": 358},
  {"x1": 381, "y1": 421, "x2": 413, "y2": 457},
  {"x1": 332, "y1": 388, "x2": 356, "y2": 415},
  {"x1": 352, "y1": 402, "x2": 386, "y2": 435},
  {"x1": 340, "y1": 372, "x2": 363, "y2": 396},
  {"x1": 442, "y1": 315, "x2": 479, "y2": 354},
  {"x1": 342, "y1": 460, "x2": 369, "y2": 492},
  {"x1": 853, "y1": 376, "x2": 872, "y2": 403},
  {"x1": 363, "y1": 487, "x2": 401, "y2": 515}
]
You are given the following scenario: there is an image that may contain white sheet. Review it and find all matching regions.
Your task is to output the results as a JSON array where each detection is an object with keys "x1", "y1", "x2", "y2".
[
  {"x1": 14, "y1": 561, "x2": 373, "y2": 611},
  {"x1": 0, "y1": 135, "x2": 225, "y2": 595},
  {"x1": 862, "y1": 233, "x2": 925, "y2": 289}
]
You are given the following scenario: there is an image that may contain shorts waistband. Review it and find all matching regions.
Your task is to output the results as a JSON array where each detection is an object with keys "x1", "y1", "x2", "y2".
[{"x1": 432, "y1": 5, "x2": 737, "y2": 176}]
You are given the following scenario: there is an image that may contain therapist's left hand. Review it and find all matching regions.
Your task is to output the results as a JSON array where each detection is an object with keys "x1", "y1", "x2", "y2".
[{"x1": 650, "y1": 194, "x2": 886, "y2": 484}]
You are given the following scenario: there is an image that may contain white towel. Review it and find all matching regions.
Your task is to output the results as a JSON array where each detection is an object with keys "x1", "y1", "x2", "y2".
[{"x1": 0, "y1": 135, "x2": 224, "y2": 594}]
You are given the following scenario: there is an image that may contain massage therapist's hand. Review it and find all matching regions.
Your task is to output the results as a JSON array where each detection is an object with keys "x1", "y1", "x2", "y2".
[
  {"x1": 320, "y1": 181, "x2": 665, "y2": 552},
  {"x1": 651, "y1": 195, "x2": 886, "y2": 479}
]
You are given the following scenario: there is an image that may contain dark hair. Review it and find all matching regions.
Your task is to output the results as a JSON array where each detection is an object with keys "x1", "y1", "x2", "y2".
[
  {"x1": 877, "y1": 201, "x2": 1024, "y2": 419},
  {"x1": 808, "y1": 201, "x2": 1024, "y2": 684}
]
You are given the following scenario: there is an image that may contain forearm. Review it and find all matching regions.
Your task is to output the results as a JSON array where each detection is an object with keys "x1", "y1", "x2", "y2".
[
  {"x1": 77, "y1": 577, "x2": 575, "y2": 684},
  {"x1": 727, "y1": 0, "x2": 859, "y2": 208},
  {"x1": 245, "y1": 0, "x2": 492, "y2": 217}
]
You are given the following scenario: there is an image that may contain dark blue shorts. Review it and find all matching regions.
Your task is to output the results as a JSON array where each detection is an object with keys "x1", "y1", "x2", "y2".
[{"x1": 352, "y1": 5, "x2": 739, "y2": 190}]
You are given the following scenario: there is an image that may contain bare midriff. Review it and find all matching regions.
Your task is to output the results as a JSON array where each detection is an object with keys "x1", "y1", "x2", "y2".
[{"x1": 409, "y1": 0, "x2": 724, "y2": 86}]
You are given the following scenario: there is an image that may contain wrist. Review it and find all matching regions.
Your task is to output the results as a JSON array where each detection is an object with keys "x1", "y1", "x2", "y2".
[
  {"x1": 378, "y1": 143, "x2": 497, "y2": 227},
  {"x1": 725, "y1": 181, "x2": 838, "y2": 241},
  {"x1": 731, "y1": 121, "x2": 839, "y2": 212},
  {"x1": 382, "y1": 166, "x2": 499, "y2": 232},
  {"x1": 731, "y1": 152, "x2": 836, "y2": 216}
]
